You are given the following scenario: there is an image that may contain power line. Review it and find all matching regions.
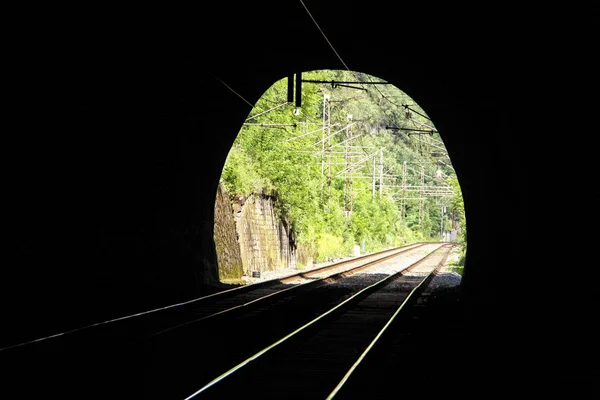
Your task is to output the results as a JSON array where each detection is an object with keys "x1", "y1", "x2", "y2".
[
  {"x1": 408, "y1": 117, "x2": 437, "y2": 131},
  {"x1": 245, "y1": 102, "x2": 291, "y2": 121},
  {"x1": 242, "y1": 123, "x2": 297, "y2": 128},
  {"x1": 278, "y1": 4, "x2": 455, "y2": 218},
  {"x1": 297, "y1": 0, "x2": 392, "y2": 119},
  {"x1": 298, "y1": 0, "x2": 416, "y2": 191},
  {"x1": 386, "y1": 127, "x2": 436, "y2": 135},
  {"x1": 301, "y1": 79, "x2": 392, "y2": 85},
  {"x1": 403, "y1": 103, "x2": 432, "y2": 121},
  {"x1": 211, "y1": 74, "x2": 255, "y2": 108},
  {"x1": 299, "y1": 0, "x2": 350, "y2": 70}
]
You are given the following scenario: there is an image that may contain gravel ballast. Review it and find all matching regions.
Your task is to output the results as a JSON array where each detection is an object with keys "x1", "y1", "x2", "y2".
[{"x1": 239, "y1": 243, "x2": 463, "y2": 294}]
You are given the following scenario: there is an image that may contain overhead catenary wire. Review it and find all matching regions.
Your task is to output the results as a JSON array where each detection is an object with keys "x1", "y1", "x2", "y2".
[
  {"x1": 291, "y1": 1, "x2": 456, "y2": 215},
  {"x1": 282, "y1": 124, "x2": 339, "y2": 144},
  {"x1": 409, "y1": 135, "x2": 448, "y2": 153},
  {"x1": 245, "y1": 102, "x2": 291, "y2": 121},
  {"x1": 209, "y1": 73, "x2": 255, "y2": 108},
  {"x1": 243, "y1": 123, "x2": 297, "y2": 128},
  {"x1": 299, "y1": 0, "x2": 351, "y2": 71},
  {"x1": 313, "y1": 123, "x2": 358, "y2": 146},
  {"x1": 334, "y1": 147, "x2": 385, "y2": 178},
  {"x1": 347, "y1": 74, "x2": 441, "y2": 187},
  {"x1": 213, "y1": 2, "x2": 434, "y2": 154},
  {"x1": 403, "y1": 103, "x2": 432, "y2": 121},
  {"x1": 298, "y1": 2, "x2": 392, "y2": 200},
  {"x1": 408, "y1": 117, "x2": 438, "y2": 132}
]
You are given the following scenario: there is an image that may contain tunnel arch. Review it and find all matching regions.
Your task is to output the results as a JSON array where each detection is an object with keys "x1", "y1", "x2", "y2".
[
  {"x1": 212, "y1": 69, "x2": 466, "y2": 283},
  {"x1": 201, "y1": 55, "x2": 491, "y2": 325},
  {"x1": 5, "y1": 1, "x2": 597, "y2": 393},
  {"x1": 4, "y1": 0, "x2": 514, "y2": 353}
]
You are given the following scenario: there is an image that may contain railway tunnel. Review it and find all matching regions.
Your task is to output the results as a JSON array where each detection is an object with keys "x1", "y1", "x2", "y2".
[
  {"x1": 3, "y1": 1, "x2": 597, "y2": 396},
  {"x1": 214, "y1": 68, "x2": 464, "y2": 282}
]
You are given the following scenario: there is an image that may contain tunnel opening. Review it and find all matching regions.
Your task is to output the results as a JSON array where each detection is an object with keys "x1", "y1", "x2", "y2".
[{"x1": 213, "y1": 69, "x2": 466, "y2": 284}]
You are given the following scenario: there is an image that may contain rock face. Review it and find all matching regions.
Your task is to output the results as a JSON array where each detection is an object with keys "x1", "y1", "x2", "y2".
[
  {"x1": 214, "y1": 185, "x2": 297, "y2": 280},
  {"x1": 236, "y1": 193, "x2": 297, "y2": 276},
  {"x1": 213, "y1": 184, "x2": 244, "y2": 281}
]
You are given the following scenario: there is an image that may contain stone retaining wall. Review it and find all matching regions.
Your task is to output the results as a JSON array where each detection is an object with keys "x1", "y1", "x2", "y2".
[{"x1": 214, "y1": 185, "x2": 296, "y2": 280}]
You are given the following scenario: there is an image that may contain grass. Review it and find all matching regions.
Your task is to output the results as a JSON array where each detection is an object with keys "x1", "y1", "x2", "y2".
[
  {"x1": 447, "y1": 243, "x2": 466, "y2": 276},
  {"x1": 220, "y1": 278, "x2": 248, "y2": 286}
]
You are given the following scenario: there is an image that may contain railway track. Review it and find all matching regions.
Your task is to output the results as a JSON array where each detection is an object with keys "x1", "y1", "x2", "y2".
[
  {"x1": 1, "y1": 242, "x2": 455, "y2": 399},
  {"x1": 182, "y1": 243, "x2": 453, "y2": 399},
  {"x1": 0, "y1": 242, "x2": 425, "y2": 353}
]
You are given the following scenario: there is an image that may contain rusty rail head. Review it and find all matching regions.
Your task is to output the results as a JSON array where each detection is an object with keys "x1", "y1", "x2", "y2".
[{"x1": 279, "y1": 242, "x2": 428, "y2": 284}]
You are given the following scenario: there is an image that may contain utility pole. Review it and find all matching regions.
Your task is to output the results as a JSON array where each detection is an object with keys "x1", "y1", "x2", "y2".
[
  {"x1": 321, "y1": 93, "x2": 330, "y2": 191},
  {"x1": 344, "y1": 114, "x2": 353, "y2": 215},
  {"x1": 440, "y1": 205, "x2": 445, "y2": 241},
  {"x1": 372, "y1": 155, "x2": 376, "y2": 202},
  {"x1": 401, "y1": 161, "x2": 406, "y2": 219},
  {"x1": 327, "y1": 97, "x2": 331, "y2": 197},
  {"x1": 419, "y1": 166, "x2": 424, "y2": 229},
  {"x1": 379, "y1": 149, "x2": 384, "y2": 197},
  {"x1": 327, "y1": 97, "x2": 331, "y2": 196}
]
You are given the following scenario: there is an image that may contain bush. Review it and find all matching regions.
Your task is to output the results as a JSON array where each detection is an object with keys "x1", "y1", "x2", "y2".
[{"x1": 315, "y1": 233, "x2": 345, "y2": 262}]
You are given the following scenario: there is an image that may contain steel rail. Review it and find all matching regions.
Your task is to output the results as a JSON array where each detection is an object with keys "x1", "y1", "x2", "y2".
[
  {"x1": 0, "y1": 243, "x2": 425, "y2": 352},
  {"x1": 326, "y1": 244, "x2": 453, "y2": 399},
  {"x1": 134, "y1": 243, "x2": 429, "y2": 341},
  {"x1": 184, "y1": 243, "x2": 446, "y2": 399}
]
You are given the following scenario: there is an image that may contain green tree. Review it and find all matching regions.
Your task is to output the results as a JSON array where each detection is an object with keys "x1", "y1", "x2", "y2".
[
  {"x1": 218, "y1": 69, "x2": 464, "y2": 264},
  {"x1": 448, "y1": 175, "x2": 466, "y2": 241}
]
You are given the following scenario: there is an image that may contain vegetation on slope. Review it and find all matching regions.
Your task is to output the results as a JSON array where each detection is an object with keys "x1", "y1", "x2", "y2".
[{"x1": 219, "y1": 70, "x2": 465, "y2": 265}]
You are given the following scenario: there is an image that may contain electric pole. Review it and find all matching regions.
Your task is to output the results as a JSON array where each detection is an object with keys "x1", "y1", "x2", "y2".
[
  {"x1": 401, "y1": 161, "x2": 406, "y2": 219},
  {"x1": 379, "y1": 149, "x2": 384, "y2": 197},
  {"x1": 344, "y1": 114, "x2": 353, "y2": 215},
  {"x1": 419, "y1": 166, "x2": 424, "y2": 230},
  {"x1": 372, "y1": 155, "x2": 376, "y2": 202},
  {"x1": 321, "y1": 93, "x2": 330, "y2": 191}
]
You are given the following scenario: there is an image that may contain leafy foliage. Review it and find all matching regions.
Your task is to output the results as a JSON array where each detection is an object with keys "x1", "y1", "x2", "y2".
[{"x1": 218, "y1": 70, "x2": 465, "y2": 264}]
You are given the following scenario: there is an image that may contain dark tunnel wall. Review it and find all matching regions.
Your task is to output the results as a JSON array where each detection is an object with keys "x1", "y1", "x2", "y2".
[
  {"x1": 0, "y1": 1, "x2": 535, "y2": 339},
  {"x1": 3, "y1": 2, "x2": 598, "y2": 385}
]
